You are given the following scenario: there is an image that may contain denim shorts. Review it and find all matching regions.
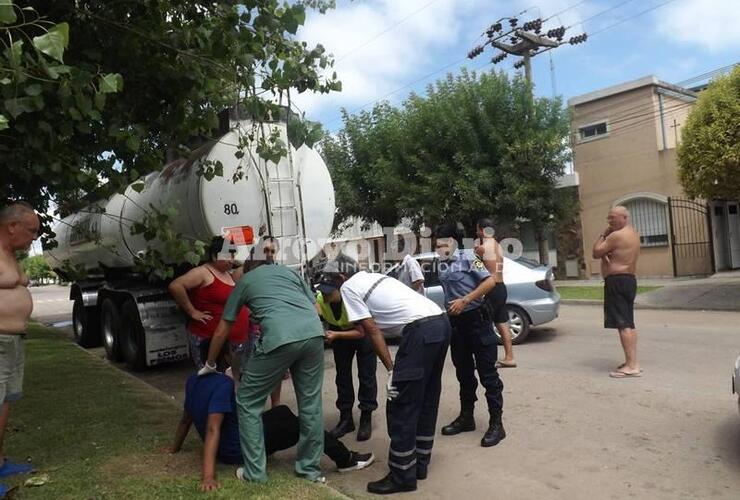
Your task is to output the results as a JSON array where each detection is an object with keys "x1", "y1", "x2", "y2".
[{"x1": 0, "y1": 334, "x2": 25, "y2": 404}]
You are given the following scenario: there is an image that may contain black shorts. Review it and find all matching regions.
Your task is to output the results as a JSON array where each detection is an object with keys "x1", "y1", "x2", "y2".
[
  {"x1": 603, "y1": 274, "x2": 637, "y2": 329},
  {"x1": 485, "y1": 283, "x2": 509, "y2": 325}
]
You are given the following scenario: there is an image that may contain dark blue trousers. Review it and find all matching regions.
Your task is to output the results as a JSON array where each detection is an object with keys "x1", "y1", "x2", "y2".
[
  {"x1": 386, "y1": 314, "x2": 450, "y2": 487},
  {"x1": 332, "y1": 336, "x2": 378, "y2": 412},
  {"x1": 449, "y1": 307, "x2": 504, "y2": 414}
]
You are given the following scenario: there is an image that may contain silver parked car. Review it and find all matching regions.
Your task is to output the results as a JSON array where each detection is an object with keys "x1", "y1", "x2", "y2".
[{"x1": 387, "y1": 252, "x2": 560, "y2": 344}]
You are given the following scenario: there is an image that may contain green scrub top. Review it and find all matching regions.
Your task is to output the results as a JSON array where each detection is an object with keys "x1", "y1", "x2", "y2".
[{"x1": 222, "y1": 264, "x2": 323, "y2": 354}]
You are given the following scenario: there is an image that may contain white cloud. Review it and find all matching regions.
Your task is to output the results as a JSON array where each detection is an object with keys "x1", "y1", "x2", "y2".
[
  {"x1": 656, "y1": 0, "x2": 740, "y2": 52},
  {"x1": 292, "y1": 0, "x2": 591, "y2": 122}
]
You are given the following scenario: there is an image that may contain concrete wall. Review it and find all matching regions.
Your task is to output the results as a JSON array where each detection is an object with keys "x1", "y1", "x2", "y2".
[{"x1": 572, "y1": 86, "x2": 691, "y2": 278}]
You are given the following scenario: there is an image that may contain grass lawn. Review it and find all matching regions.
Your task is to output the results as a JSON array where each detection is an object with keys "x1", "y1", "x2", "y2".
[
  {"x1": 7, "y1": 324, "x2": 343, "y2": 500},
  {"x1": 556, "y1": 285, "x2": 663, "y2": 301}
]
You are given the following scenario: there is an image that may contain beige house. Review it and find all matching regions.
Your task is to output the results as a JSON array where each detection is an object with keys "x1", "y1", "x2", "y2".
[{"x1": 569, "y1": 75, "x2": 714, "y2": 278}]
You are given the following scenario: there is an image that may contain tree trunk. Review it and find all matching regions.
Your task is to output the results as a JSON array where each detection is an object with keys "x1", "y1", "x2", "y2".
[{"x1": 537, "y1": 229, "x2": 550, "y2": 266}]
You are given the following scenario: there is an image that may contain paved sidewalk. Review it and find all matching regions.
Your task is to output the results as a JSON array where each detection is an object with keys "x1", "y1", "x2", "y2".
[{"x1": 556, "y1": 270, "x2": 740, "y2": 312}]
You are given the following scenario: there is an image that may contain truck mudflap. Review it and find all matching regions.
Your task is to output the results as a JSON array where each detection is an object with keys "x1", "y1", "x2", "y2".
[{"x1": 135, "y1": 298, "x2": 190, "y2": 367}]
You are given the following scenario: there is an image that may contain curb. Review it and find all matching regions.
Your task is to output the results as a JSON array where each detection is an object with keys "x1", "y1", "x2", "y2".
[{"x1": 560, "y1": 299, "x2": 740, "y2": 313}]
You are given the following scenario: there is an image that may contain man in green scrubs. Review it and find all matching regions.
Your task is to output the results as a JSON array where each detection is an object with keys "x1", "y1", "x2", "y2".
[{"x1": 200, "y1": 246, "x2": 325, "y2": 484}]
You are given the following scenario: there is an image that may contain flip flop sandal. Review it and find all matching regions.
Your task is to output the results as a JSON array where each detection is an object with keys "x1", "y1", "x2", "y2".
[
  {"x1": 609, "y1": 370, "x2": 643, "y2": 378},
  {"x1": 495, "y1": 360, "x2": 517, "y2": 368}
]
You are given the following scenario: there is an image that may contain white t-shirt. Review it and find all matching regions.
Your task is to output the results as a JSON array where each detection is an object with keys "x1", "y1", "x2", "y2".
[
  {"x1": 397, "y1": 254, "x2": 425, "y2": 294},
  {"x1": 340, "y1": 271, "x2": 442, "y2": 336}
]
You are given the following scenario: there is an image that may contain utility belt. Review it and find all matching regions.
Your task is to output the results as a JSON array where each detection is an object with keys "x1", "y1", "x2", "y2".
[
  {"x1": 402, "y1": 313, "x2": 447, "y2": 335},
  {"x1": 450, "y1": 305, "x2": 489, "y2": 326}
]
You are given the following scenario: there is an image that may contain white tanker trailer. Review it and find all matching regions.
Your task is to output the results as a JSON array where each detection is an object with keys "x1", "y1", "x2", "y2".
[{"x1": 45, "y1": 121, "x2": 335, "y2": 369}]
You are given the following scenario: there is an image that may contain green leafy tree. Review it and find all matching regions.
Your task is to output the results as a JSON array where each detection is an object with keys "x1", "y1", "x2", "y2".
[
  {"x1": 322, "y1": 69, "x2": 571, "y2": 257},
  {"x1": 21, "y1": 254, "x2": 54, "y2": 282},
  {"x1": 678, "y1": 66, "x2": 740, "y2": 200},
  {"x1": 1, "y1": 0, "x2": 340, "y2": 278}
]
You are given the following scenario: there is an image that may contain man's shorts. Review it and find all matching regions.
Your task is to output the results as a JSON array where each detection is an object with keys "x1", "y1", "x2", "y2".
[
  {"x1": 603, "y1": 274, "x2": 637, "y2": 330},
  {"x1": 485, "y1": 283, "x2": 510, "y2": 325},
  {"x1": 0, "y1": 334, "x2": 25, "y2": 404}
]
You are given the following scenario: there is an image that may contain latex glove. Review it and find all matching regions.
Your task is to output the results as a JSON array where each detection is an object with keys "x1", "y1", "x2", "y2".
[
  {"x1": 197, "y1": 361, "x2": 217, "y2": 377},
  {"x1": 386, "y1": 370, "x2": 399, "y2": 401}
]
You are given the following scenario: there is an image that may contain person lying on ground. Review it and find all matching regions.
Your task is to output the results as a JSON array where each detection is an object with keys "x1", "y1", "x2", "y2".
[{"x1": 166, "y1": 371, "x2": 375, "y2": 492}]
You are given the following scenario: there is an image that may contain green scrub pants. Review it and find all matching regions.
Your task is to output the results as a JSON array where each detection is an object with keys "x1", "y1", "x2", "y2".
[{"x1": 236, "y1": 336, "x2": 325, "y2": 482}]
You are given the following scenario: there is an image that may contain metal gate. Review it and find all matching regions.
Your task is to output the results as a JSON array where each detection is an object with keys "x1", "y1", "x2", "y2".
[{"x1": 667, "y1": 197, "x2": 715, "y2": 277}]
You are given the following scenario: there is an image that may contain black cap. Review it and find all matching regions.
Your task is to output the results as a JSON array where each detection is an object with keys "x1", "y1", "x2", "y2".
[{"x1": 317, "y1": 277, "x2": 340, "y2": 296}]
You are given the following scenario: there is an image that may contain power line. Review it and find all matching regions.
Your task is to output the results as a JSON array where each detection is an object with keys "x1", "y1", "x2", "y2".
[{"x1": 588, "y1": 0, "x2": 681, "y2": 37}]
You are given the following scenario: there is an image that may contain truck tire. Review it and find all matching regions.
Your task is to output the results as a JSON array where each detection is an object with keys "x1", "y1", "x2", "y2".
[
  {"x1": 493, "y1": 305, "x2": 531, "y2": 345},
  {"x1": 72, "y1": 298, "x2": 101, "y2": 348},
  {"x1": 120, "y1": 300, "x2": 147, "y2": 370},
  {"x1": 100, "y1": 298, "x2": 123, "y2": 362}
]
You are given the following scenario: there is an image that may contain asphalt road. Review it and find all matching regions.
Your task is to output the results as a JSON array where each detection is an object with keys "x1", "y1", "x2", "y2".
[{"x1": 30, "y1": 285, "x2": 740, "y2": 499}]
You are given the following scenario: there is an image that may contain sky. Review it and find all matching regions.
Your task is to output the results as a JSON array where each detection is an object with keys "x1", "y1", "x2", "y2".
[{"x1": 292, "y1": 0, "x2": 740, "y2": 132}]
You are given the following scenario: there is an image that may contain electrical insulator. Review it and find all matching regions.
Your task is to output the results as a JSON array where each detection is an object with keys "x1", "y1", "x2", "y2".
[
  {"x1": 547, "y1": 26, "x2": 566, "y2": 40},
  {"x1": 568, "y1": 33, "x2": 588, "y2": 45},
  {"x1": 467, "y1": 45, "x2": 485, "y2": 59},
  {"x1": 509, "y1": 18, "x2": 518, "y2": 27},
  {"x1": 534, "y1": 19, "x2": 542, "y2": 33},
  {"x1": 491, "y1": 52, "x2": 508, "y2": 64},
  {"x1": 514, "y1": 60, "x2": 525, "y2": 69},
  {"x1": 510, "y1": 36, "x2": 518, "y2": 44},
  {"x1": 493, "y1": 22, "x2": 502, "y2": 32}
]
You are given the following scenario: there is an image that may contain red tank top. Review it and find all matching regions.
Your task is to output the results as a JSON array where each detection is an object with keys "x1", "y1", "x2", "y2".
[{"x1": 188, "y1": 268, "x2": 249, "y2": 343}]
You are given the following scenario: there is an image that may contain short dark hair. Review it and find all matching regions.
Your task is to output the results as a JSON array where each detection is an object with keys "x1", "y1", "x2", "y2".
[
  {"x1": 434, "y1": 223, "x2": 459, "y2": 240},
  {"x1": 207, "y1": 236, "x2": 229, "y2": 261},
  {"x1": 477, "y1": 218, "x2": 494, "y2": 230}
]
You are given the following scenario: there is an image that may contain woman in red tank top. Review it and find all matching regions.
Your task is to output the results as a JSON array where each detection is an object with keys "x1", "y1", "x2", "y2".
[{"x1": 168, "y1": 237, "x2": 250, "y2": 369}]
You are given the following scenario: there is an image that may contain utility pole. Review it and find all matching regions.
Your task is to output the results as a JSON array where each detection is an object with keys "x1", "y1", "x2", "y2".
[{"x1": 468, "y1": 17, "x2": 587, "y2": 266}]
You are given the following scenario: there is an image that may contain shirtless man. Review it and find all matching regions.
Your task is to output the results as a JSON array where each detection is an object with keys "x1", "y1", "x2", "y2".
[
  {"x1": 591, "y1": 206, "x2": 641, "y2": 379},
  {"x1": 475, "y1": 218, "x2": 516, "y2": 368},
  {"x1": 0, "y1": 201, "x2": 40, "y2": 491}
]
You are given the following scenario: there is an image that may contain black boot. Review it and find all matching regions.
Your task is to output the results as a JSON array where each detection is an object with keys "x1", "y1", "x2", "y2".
[
  {"x1": 481, "y1": 412, "x2": 506, "y2": 447},
  {"x1": 367, "y1": 473, "x2": 416, "y2": 494},
  {"x1": 329, "y1": 411, "x2": 355, "y2": 439},
  {"x1": 357, "y1": 410, "x2": 372, "y2": 441},
  {"x1": 441, "y1": 406, "x2": 475, "y2": 436}
]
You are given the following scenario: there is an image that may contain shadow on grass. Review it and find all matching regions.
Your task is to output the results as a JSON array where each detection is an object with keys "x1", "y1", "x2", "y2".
[{"x1": 9, "y1": 324, "x2": 344, "y2": 500}]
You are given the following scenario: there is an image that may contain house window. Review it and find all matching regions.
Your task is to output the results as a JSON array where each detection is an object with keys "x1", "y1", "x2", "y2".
[
  {"x1": 623, "y1": 198, "x2": 669, "y2": 247},
  {"x1": 578, "y1": 121, "x2": 608, "y2": 142}
]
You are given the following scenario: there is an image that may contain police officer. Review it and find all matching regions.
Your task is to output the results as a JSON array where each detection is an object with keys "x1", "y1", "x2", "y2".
[
  {"x1": 324, "y1": 255, "x2": 449, "y2": 495},
  {"x1": 435, "y1": 223, "x2": 506, "y2": 448},
  {"x1": 316, "y1": 275, "x2": 378, "y2": 441}
]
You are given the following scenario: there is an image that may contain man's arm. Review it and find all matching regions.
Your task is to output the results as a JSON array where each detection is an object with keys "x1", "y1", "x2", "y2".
[
  {"x1": 326, "y1": 322, "x2": 365, "y2": 343},
  {"x1": 592, "y1": 232, "x2": 618, "y2": 259},
  {"x1": 204, "y1": 319, "x2": 233, "y2": 368},
  {"x1": 448, "y1": 276, "x2": 496, "y2": 315},
  {"x1": 200, "y1": 412, "x2": 224, "y2": 492},
  {"x1": 358, "y1": 318, "x2": 393, "y2": 371},
  {"x1": 169, "y1": 410, "x2": 192, "y2": 453}
]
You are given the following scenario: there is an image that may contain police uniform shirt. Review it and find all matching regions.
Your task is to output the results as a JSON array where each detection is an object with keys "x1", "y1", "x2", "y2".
[
  {"x1": 438, "y1": 249, "x2": 491, "y2": 313},
  {"x1": 397, "y1": 254, "x2": 425, "y2": 294},
  {"x1": 340, "y1": 271, "x2": 442, "y2": 336}
]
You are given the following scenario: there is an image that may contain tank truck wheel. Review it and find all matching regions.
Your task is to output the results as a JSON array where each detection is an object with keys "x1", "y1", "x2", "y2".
[
  {"x1": 73, "y1": 298, "x2": 101, "y2": 348},
  {"x1": 120, "y1": 300, "x2": 147, "y2": 370},
  {"x1": 101, "y1": 299, "x2": 124, "y2": 362}
]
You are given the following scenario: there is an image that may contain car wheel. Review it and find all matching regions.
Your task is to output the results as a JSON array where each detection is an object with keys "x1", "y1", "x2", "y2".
[
  {"x1": 72, "y1": 298, "x2": 101, "y2": 348},
  {"x1": 101, "y1": 298, "x2": 123, "y2": 362},
  {"x1": 493, "y1": 305, "x2": 531, "y2": 345},
  {"x1": 120, "y1": 300, "x2": 147, "y2": 370}
]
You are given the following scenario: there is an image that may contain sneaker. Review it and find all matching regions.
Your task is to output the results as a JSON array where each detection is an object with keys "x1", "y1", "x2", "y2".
[
  {"x1": 0, "y1": 484, "x2": 7, "y2": 499},
  {"x1": 0, "y1": 460, "x2": 33, "y2": 478},
  {"x1": 338, "y1": 452, "x2": 375, "y2": 473},
  {"x1": 235, "y1": 467, "x2": 246, "y2": 481},
  {"x1": 310, "y1": 475, "x2": 327, "y2": 484}
]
